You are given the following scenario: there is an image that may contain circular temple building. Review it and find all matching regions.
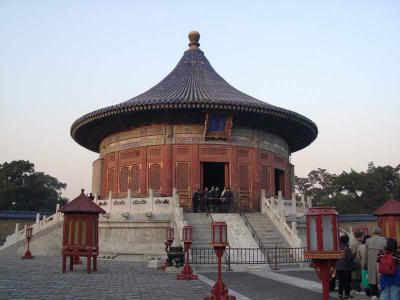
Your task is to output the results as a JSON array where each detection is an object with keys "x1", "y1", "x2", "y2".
[{"x1": 71, "y1": 31, "x2": 318, "y2": 212}]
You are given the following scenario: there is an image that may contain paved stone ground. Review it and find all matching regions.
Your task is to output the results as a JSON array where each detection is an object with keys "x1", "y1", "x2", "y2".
[
  {"x1": 0, "y1": 256, "x2": 372, "y2": 299},
  {"x1": 0, "y1": 256, "x2": 210, "y2": 300}
]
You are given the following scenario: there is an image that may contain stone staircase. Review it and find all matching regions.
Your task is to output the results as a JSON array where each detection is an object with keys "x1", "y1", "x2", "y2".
[
  {"x1": 243, "y1": 213, "x2": 290, "y2": 248},
  {"x1": 184, "y1": 213, "x2": 211, "y2": 248}
]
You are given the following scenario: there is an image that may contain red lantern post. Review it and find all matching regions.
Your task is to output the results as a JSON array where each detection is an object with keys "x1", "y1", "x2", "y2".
[
  {"x1": 205, "y1": 222, "x2": 235, "y2": 300},
  {"x1": 22, "y1": 227, "x2": 34, "y2": 259},
  {"x1": 161, "y1": 226, "x2": 175, "y2": 270},
  {"x1": 177, "y1": 225, "x2": 198, "y2": 280},
  {"x1": 304, "y1": 207, "x2": 344, "y2": 300}
]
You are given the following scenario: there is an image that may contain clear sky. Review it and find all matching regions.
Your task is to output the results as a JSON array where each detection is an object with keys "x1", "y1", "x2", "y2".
[{"x1": 1, "y1": 1, "x2": 399, "y2": 200}]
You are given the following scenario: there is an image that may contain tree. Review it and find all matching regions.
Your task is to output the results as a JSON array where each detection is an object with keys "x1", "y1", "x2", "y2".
[
  {"x1": 295, "y1": 162, "x2": 400, "y2": 214},
  {"x1": 0, "y1": 160, "x2": 68, "y2": 211}
]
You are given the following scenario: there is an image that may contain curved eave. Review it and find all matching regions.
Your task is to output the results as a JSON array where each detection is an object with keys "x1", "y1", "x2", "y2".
[{"x1": 71, "y1": 103, "x2": 318, "y2": 153}]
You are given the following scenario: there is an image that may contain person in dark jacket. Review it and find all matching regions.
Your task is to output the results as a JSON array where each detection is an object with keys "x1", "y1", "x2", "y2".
[
  {"x1": 336, "y1": 235, "x2": 354, "y2": 299},
  {"x1": 377, "y1": 238, "x2": 400, "y2": 300},
  {"x1": 192, "y1": 189, "x2": 200, "y2": 213}
]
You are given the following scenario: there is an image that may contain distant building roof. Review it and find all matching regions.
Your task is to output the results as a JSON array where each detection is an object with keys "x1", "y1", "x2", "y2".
[
  {"x1": 58, "y1": 189, "x2": 105, "y2": 214},
  {"x1": 71, "y1": 31, "x2": 318, "y2": 153},
  {"x1": 373, "y1": 195, "x2": 400, "y2": 216}
]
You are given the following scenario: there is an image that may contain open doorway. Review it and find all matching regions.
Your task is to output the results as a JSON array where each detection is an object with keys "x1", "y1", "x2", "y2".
[
  {"x1": 274, "y1": 168, "x2": 285, "y2": 197},
  {"x1": 202, "y1": 162, "x2": 226, "y2": 190}
]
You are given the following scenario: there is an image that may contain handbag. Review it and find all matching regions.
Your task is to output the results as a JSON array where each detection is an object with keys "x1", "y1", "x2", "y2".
[
  {"x1": 349, "y1": 259, "x2": 360, "y2": 271},
  {"x1": 361, "y1": 269, "x2": 369, "y2": 288}
]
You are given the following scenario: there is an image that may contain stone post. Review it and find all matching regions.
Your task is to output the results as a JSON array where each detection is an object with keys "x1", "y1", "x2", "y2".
[
  {"x1": 307, "y1": 196, "x2": 312, "y2": 208},
  {"x1": 128, "y1": 189, "x2": 132, "y2": 213},
  {"x1": 109, "y1": 190, "x2": 113, "y2": 212},
  {"x1": 173, "y1": 188, "x2": 179, "y2": 207},
  {"x1": 278, "y1": 191, "x2": 284, "y2": 214},
  {"x1": 291, "y1": 192, "x2": 296, "y2": 215},
  {"x1": 261, "y1": 189, "x2": 266, "y2": 214},
  {"x1": 56, "y1": 204, "x2": 60, "y2": 222},
  {"x1": 15, "y1": 223, "x2": 20, "y2": 241},
  {"x1": 35, "y1": 213, "x2": 41, "y2": 233},
  {"x1": 149, "y1": 188, "x2": 154, "y2": 212}
]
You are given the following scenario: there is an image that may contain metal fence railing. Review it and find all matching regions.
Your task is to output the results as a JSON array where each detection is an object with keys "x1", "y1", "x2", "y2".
[{"x1": 190, "y1": 247, "x2": 310, "y2": 266}]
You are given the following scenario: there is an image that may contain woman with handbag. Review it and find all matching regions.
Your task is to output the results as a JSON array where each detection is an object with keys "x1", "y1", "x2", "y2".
[
  {"x1": 357, "y1": 234, "x2": 371, "y2": 296},
  {"x1": 336, "y1": 235, "x2": 354, "y2": 299}
]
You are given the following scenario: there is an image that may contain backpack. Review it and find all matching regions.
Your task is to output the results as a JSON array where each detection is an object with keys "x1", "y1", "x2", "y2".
[{"x1": 379, "y1": 251, "x2": 397, "y2": 276}]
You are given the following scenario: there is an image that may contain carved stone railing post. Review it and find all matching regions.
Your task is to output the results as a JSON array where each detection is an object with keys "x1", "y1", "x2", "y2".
[
  {"x1": 307, "y1": 196, "x2": 312, "y2": 208},
  {"x1": 149, "y1": 188, "x2": 154, "y2": 212},
  {"x1": 128, "y1": 189, "x2": 132, "y2": 212}
]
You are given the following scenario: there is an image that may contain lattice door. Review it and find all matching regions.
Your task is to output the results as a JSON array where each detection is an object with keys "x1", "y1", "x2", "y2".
[
  {"x1": 107, "y1": 168, "x2": 116, "y2": 196},
  {"x1": 260, "y1": 166, "x2": 270, "y2": 196},
  {"x1": 239, "y1": 163, "x2": 251, "y2": 210},
  {"x1": 176, "y1": 162, "x2": 191, "y2": 209},
  {"x1": 149, "y1": 163, "x2": 162, "y2": 192},
  {"x1": 130, "y1": 164, "x2": 140, "y2": 194},
  {"x1": 119, "y1": 166, "x2": 130, "y2": 194}
]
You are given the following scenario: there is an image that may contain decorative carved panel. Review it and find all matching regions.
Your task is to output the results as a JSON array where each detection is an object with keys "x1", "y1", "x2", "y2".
[
  {"x1": 149, "y1": 149, "x2": 161, "y2": 156},
  {"x1": 200, "y1": 148, "x2": 227, "y2": 156},
  {"x1": 119, "y1": 164, "x2": 141, "y2": 194},
  {"x1": 238, "y1": 149, "x2": 249, "y2": 158},
  {"x1": 120, "y1": 149, "x2": 141, "y2": 160},
  {"x1": 149, "y1": 163, "x2": 162, "y2": 192},
  {"x1": 260, "y1": 152, "x2": 269, "y2": 161},
  {"x1": 109, "y1": 153, "x2": 115, "y2": 162},
  {"x1": 176, "y1": 147, "x2": 190, "y2": 155}
]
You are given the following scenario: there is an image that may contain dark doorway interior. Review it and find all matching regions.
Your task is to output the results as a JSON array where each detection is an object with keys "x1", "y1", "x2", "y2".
[
  {"x1": 274, "y1": 168, "x2": 285, "y2": 196},
  {"x1": 203, "y1": 162, "x2": 225, "y2": 190}
]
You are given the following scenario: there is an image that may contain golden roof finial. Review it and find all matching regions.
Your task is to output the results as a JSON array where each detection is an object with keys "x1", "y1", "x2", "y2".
[{"x1": 188, "y1": 31, "x2": 200, "y2": 49}]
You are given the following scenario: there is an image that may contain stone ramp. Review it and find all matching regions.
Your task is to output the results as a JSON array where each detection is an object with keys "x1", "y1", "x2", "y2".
[{"x1": 0, "y1": 221, "x2": 63, "y2": 256}]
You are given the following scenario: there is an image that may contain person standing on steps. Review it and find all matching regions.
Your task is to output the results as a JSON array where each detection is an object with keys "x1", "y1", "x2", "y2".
[{"x1": 350, "y1": 231, "x2": 363, "y2": 294}]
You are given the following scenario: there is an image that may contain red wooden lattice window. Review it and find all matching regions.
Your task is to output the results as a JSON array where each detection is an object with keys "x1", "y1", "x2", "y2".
[
  {"x1": 119, "y1": 166, "x2": 129, "y2": 193},
  {"x1": 149, "y1": 163, "x2": 162, "y2": 192},
  {"x1": 239, "y1": 164, "x2": 250, "y2": 192},
  {"x1": 119, "y1": 164, "x2": 141, "y2": 194},
  {"x1": 176, "y1": 162, "x2": 190, "y2": 191}
]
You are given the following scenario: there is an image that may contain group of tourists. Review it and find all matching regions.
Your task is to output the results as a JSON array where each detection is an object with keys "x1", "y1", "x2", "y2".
[
  {"x1": 192, "y1": 186, "x2": 233, "y2": 213},
  {"x1": 332, "y1": 227, "x2": 400, "y2": 299}
]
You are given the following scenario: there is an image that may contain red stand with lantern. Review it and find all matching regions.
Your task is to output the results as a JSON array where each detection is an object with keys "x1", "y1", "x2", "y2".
[
  {"x1": 21, "y1": 227, "x2": 34, "y2": 259},
  {"x1": 204, "y1": 222, "x2": 236, "y2": 300},
  {"x1": 161, "y1": 226, "x2": 175, "y2": 270},
  {"x1": 304, "y1": 207, "x2": 344, "y2": 300},
  {"x1": 177, "y1": 225, "x2": 198, "y2": 280},
  {"x1": 59, "y1": 189, "x2": 106, "y2": 274}
]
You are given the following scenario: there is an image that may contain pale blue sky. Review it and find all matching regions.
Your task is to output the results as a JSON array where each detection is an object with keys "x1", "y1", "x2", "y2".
[{"x1": 1, "y1": 1, "x2": 399, "y2": 200}]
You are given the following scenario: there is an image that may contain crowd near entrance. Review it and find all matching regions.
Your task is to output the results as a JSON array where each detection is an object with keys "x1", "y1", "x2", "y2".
[{"x1": 192, "y1": 162, "x2": 232, "y2": 213}]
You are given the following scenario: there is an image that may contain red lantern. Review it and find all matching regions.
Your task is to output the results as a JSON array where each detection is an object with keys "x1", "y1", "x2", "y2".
[
  {"x1": 304, "y1": 207, "x2": 344, "y2": 300},
  {"x1": 22, "y1": 227, "x2": 34, "y2": 259},
  {"x1": 205, "y1": 222, "x2": 235, "y2": 300},
  {"x1": 182, "y1": 225, "x2": 193, "y2": 243},
  {"x1": 177, "y1": 225, "x2": 197, "y2": 280},
  {"x1": 166, "y1": 226, "x2": 175, "y2": 242}
]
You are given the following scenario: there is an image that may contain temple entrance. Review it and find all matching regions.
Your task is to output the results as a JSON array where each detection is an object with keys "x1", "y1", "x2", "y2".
[
  {"x1": 201, "y1": 162, "x2": 227, "y2": 190},
  {"x1": 274, "y1": 168, "x2": 285, "y2": 197}
]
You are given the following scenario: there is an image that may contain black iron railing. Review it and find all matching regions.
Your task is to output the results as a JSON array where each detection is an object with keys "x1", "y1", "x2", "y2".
[{"x1": 190, "y1": 247, "x2": 309, "y2": 265}]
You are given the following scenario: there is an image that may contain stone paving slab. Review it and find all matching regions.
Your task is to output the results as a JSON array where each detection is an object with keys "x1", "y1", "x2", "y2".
[
  {"x1": 199, "y1": 271, "x2": 322, "y2": 300},
  {"x1": 0, "y1": 256, "x2": 211, "y2": 300}
]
